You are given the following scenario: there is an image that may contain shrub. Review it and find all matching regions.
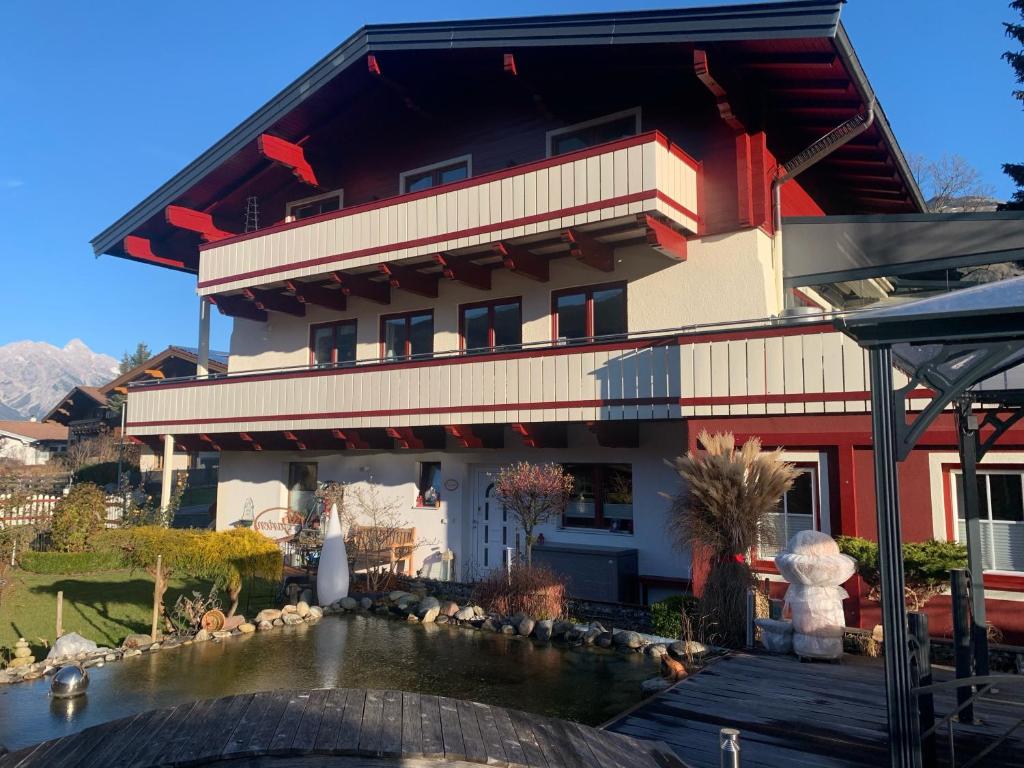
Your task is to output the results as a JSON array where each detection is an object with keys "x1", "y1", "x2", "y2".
[
  {"x1": 74, "y1": 462, "x2": 140, "y2": 488},
  {"x1": 837, "y1": 536, "x2": 967, "y2": 610},
  {"x1": 472, "y1": 563, "x2": 566, "y2": 619},
  {"x1": 51, "y1": 483, "x2": 107, "y2": 552},
  {"x1": 650, "y1": 594, "x2": 700, "y2": 638},
  {"x1": 19, "y1": 550, "x2": 127, "y2": 574},
  {"x1": 112, "y1": 526, "x2": 283, "y2": 616},
  {"x1": 493, "y1": 462, "x2": 573, "y2": 565}
]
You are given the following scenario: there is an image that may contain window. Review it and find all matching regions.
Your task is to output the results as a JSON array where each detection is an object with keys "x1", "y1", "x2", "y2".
[
  {"x1": 310, "y1": 320, "x2": 357, "y2": 367},
  {"x1": 547, "y1": 108, "x2": 641, "y2": 157},
  {"x1": 460, "y1": 298, "x2": 522, "y2": 353},
  {"x1": 400, "y1": 155, "x2": 472, "y2": 194},
  {"x1": 759, "y1": 468, "x2": 817, "y2": 560},
  {"x1": 287, "y1": 462, "x2": 319, "y2": 522},
  {"x1": 417, "y1": 462, "x2": 442, "y2": 507},
  {"x1": 381, "y1": 310, "x2": 434, "y2": 360},
  {"x1": 562, "y1": 464, "x2": 633, "y2": 533},
  {"x1": 286, "y1": 190, "x2": 343, "y2": 222},
  {"x1": 553, "y1": 283, "x2": 626, "y2": 342},
  {"x1": 953, "y1": 470, "x2": 1024, "y2": 572}
]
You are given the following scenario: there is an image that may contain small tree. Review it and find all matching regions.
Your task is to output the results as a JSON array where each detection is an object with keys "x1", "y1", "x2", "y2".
[
  {"x1": 493, "y1": 462, "x2": 573, "y2": 565},
  {"x1": 51, "y1": 483, "x2": 107, "y2": 552},
  {"x1": 666, "y1": 431, "x2": 800, "y2": 646},
  {"x1": 344, "y1": 483, "x2": 424, "y2": 591}
]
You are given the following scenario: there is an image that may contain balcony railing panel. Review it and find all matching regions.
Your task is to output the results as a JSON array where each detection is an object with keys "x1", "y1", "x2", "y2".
[
  {"x1": 195, "y1": 133, "x2": 701, "y2": 296},
  {"x1": 125, "y1": 325, "x2": 879, "y2": 438}
]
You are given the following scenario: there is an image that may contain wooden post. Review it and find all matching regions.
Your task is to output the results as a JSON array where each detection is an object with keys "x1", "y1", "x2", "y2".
[
  {"x1": 151, "y1": 554, "x2": 163, "y2": 642},
  {"x1": 55, "y1": 591, "x2": 64, "y2": 639},
  {"x1": 909, "y1": 612, "x2": 936, "y2": 767}
]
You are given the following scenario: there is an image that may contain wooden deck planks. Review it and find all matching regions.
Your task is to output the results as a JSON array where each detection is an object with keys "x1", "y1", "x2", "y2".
[{"x1": 6, "y1": 688, "x2": 675, "y2": 768}]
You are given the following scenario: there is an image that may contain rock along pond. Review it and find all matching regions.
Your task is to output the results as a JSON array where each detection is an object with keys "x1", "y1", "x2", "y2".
[{"x1": 0, "y1": 613, "x2": 652, "y2": 750}]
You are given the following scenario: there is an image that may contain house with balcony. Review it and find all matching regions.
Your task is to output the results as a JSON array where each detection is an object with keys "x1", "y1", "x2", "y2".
[{"x1": 90, "y1": 2, "x2": 1024, "y2": 627}]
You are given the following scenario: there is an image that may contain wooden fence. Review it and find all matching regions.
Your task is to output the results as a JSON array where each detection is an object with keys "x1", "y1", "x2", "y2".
[{"x1": 0, "y1": 493, "x2": 126, "y2": 529}]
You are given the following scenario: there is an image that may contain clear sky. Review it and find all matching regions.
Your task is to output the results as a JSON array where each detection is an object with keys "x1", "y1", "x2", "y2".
[{"x1": 0, "y1": 0, "x2": 1019, "y2": 359}]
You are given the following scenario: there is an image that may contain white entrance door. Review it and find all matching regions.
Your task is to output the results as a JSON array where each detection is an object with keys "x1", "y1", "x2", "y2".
[{"x1": 470, "y1": 466, "x2": 520, "y2": 580}]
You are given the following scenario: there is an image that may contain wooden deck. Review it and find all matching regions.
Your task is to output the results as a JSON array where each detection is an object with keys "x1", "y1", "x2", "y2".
[
  {"x1": 605, "y1": 651, "x2": 1024, "y2": 768},
  {"x1": 0, "y1": 688, "x2": 685, "y2": 768}
]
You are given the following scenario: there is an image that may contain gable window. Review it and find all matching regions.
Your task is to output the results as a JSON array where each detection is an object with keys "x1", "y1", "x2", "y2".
[
  {"x1": 310, "y1": 320, "x2": 357, "y2": 367},
  {"x1": 553, "y1": 283, "x2": 626, "y2": 342},
  {"x1": 286, "y1": 189, "x2": 343, "y2": 222},
  {"x1": 400, "y1": 155, "x2": 472, "y2": 194},
  {"x1": 547, "y1": 108, "x2": 641, "y2": 157},
  {"x1": 953, "y1": 470, "x2": 1024, "y2": 572},
  {"x1": 381, "y1": 310, "x2": 434, "y2": 360},
  {"x1": 460, "y1": 298, "x2": 522, "y2": 353},
  {"x1": 758, "y1": 467, "x2": 818, "y2": 560},
  {"x1": 562, "y1": 464, "x2": 633, "y2": 533}
]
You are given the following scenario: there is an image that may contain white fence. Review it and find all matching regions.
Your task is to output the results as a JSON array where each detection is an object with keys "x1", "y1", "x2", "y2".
[{"x1": 0, "y1": 493, "x2": 126, "y2": 529}]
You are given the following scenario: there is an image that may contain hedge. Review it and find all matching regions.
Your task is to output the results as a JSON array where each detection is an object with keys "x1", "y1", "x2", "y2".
[
  {"x1": 650, "y1": 594, "x2": 700, "y2": 639},
  {"x1": 837, "y1": 536, "x2": 967, "y2": 609},
  {"x1": 19, "y1": 549, "x2": 127, "y2": 574},
  {"x1": 74, "y1": 462, "x2": 140, "y2": 487}
]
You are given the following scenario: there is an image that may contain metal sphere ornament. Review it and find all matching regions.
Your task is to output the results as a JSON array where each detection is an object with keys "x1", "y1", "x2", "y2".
[{"x1": 50, "y1": 663, "x2": 89, "y2": 699}]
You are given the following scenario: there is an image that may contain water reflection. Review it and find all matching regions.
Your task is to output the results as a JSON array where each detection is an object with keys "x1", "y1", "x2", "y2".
[{"x1": 0, "y1": 614, "x2": 649, "y2": 751}]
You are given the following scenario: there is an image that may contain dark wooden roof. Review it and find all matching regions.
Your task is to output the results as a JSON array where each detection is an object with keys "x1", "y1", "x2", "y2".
[{"x1": 0, "y1": 688, "x2": 686, "y2": 768}]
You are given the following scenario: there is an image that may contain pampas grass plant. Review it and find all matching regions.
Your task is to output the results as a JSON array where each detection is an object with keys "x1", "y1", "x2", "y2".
[{"x1": 666, "y1": 431, "x2": 799, "y2": 646}]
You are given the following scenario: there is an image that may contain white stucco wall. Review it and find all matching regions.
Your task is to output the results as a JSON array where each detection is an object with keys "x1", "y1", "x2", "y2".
[
  {"x1": 227, "y1": 230, "x2": 778, "y2": 373},
  {"x1": 215, "y1": 422, "x2": 691, "y2": 585},
  {"x1": 0, "y1": 435, "x2": 55, "y2": 466}
]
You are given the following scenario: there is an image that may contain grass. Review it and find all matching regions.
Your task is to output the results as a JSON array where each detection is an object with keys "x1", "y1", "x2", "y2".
[{"x1": 0, "y1": 568, "x2": 278, "y2": 660}]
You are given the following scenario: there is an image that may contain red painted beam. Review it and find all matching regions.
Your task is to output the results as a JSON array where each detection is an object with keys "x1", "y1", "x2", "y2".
[
  {"x1": 240, "y1": 432, "x2": 262, "y2": 451},
  {"x1": 209, "y1": 294, "x2": 267, "y2": 322},
  {"x1": 693, "y1": 49, "x2": 744, "y2": 133},
  {"x1": 434, "y1": 253, "x2": 491, "y2": 290},
  {"x1": 283, "y1": 431, "x2": 307, "y2": 451},
  {"x1": 512, "y1": 423, "x2": 567, "y2": 449},
  {"x1": 642, "y1": 215, "x2": 688, "y2": 261},
  {"x1": 164, "y1": 205, "x2": 235, "y2": 243},
  {"x1": 330, "y1": 271, "x2": 391, "y2": 304},
  {"x1": 123, "y1": 236, "x2": 187, "y2": 270},
  {"x1": 387, "y1": 427, "x2": 425, "y2": 450},
  {"x1": 199, "y1": 433, "x2": 221, "y2": 451},
  {"x1": 332, "y1": 428, "x2": 368, "y2": 450},
  {"x1": 285, "y1": 280, "x2": 347, "y2": 311},
  {"x1": 378, "y1": 262, "x2": 439, "y2": 298},
  {"x1": 367, "y1": 54, "x2": 382, "y2": 76},
  {"x1": 503, "y1": 53, "x2": 518, "y2": 75},
  {"x1": 587, "y1": 421, "x2": 639, "y2": 448},
  {"x1": 445, "y1": 424, "x2": 504, "y2": 449},
  {"x1": 242, "y1": 288, "x2": 306, "y2": 317},
  {"x1": 495, "y1": 242, "x2": 549, "y2": 282},
  {"x1": 257, "y1": 133, "x2": 319, "y2": 187},
  {"x1": 562, "y1": 228, "x2": 614, "y2": 272}
]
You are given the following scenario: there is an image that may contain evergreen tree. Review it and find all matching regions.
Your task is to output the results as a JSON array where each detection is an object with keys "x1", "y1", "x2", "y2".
[
  {"x1": 1003, "y1": 1, "x2": 1024, "y2": 206},
  {"x1": 119, "y1": 342, "x2": 152, "y2": 374}
]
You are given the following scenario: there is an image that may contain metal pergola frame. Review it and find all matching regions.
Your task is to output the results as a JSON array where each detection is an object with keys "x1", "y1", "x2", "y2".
[{"x1": 836, "y1": 276, "x2": 1024, "y2": 768}]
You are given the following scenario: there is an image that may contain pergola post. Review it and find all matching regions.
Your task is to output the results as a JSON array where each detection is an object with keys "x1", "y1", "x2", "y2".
[
  {"x1": 954, "y1": 397, "x2": 990, "y2": 677},
  {"x1": 197, "y1": 297, "x2": 211, "y2": 379},
  {"x1": 160, "y1": 434, "x2": 175, "y2": 512},
  {"x1": 868, "y1": 345, "x2": 920, "y2": 768}
]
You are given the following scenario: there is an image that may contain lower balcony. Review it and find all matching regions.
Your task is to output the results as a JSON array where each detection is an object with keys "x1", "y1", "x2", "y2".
[{"x1": 124, "y1": 319, "x2": 895, "y2": 451}]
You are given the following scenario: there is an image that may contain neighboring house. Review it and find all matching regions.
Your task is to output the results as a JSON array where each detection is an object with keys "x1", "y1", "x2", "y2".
[
  {"x1": 0, "y1": 420, "x2": 68, "y2": 466},
  {"x1": 89, "y1": 2, "x2": 1024, "y2": 623},
  {"x1": 45, "y1": 346, "x2": 227, "y2": 473}
]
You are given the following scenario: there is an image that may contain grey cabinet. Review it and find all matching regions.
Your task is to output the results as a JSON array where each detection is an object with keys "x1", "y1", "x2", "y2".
[{"x1": 532, "y1": 542, "x2": 638, "y2": 603}]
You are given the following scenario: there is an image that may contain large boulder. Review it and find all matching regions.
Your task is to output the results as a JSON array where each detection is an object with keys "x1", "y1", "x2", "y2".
[
  {"x1": 582, "y1": 627, "x2": 602, "y2": 645},
  {"x1": 552, "y1": 620, "x2": 574, "y2": 639},
  {"x1": 360, "y1": 597, "x2": 374, "y2": 610},
  {"x1": 256, "y1": 608, "x2": 282, "y2": 623},
  {"x1": 454, "y1": 606, "x2": 476, "y2": 621},
  {"x1": 239, "y1": 623, "x2": 256, "y2": 634},
  {"x1": 283, "y1": 613, "x2": 304, "y2": 626},
  {"x1": 517, "y1": 617, "x2": 536, "y2": 637},
  {"x1": 501, "y1": 624, "x2": 516, "y2": 636},
  {"x1": 121, "y1": 634, "x2": 155, "y2": 650},
  {"x1": 417, "y1": 597, "x2": 440, "y2": 616},
  {"x1": 339, "y1": 597, "x2": 359, "y2": 611},
  {"x1": 295, "y1": 601, "x2": 311, "y2": 618},
  {"x1": 534, "y1": 620, "x2": 554, "y2": 642},
  {"x1": 439, "y1": 600, "x2": 460, "y2": 617},
  {"x1": 421, "y1": 605, "x2": 441, "y2": 623},
  {"x1": 613, "y1": 631, "x2": 643, "y2": 650},
  {"x1": 669, "y1": 640, "x2": 708, "y2": 660},
  {"x1": 47, "y1": 632, "x2": 98, "y2": 661},
  {"x1": 596, "y1": 632, "x2": 614, "y2": 648},
  {"x1": 645, "y1": 644, "x2": 668, "y2": 659}
]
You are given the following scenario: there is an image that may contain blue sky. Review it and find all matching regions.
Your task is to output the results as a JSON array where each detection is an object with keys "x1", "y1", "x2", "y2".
[{"x1": 0, "y1": 0, "x2": 1019, "y2": 359}]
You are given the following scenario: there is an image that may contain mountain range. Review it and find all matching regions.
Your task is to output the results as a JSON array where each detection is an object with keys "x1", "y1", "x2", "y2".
[{"x1": 0, "y1": 339, "x2": 119, "y2": 421}]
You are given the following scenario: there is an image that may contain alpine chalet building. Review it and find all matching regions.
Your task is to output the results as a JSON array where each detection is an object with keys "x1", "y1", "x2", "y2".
[{"x1": 92, "y1": 2, "x2": 1024, "y2": 632}]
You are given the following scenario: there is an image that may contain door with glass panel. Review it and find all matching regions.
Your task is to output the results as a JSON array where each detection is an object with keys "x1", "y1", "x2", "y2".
[{"x1": 470, "y1": 466, "x2": 518, "y2": 579}]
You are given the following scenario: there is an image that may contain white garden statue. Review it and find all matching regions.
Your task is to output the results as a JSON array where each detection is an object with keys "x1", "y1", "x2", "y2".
[
  {"x1": 774, "y1": 530, "x2": 856, "y2": 660},
  {"x1": 317, "y1": 503, "x2": 349, "y2": 605}
]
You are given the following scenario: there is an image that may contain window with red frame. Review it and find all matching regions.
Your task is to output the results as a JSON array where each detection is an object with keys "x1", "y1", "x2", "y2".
[
  {"x1": 561, "y1": 463, "x2": 633, "y2": 533},
  {"x1": 310, "y1": 320, "x2": 357, "y2": 367},
  {"x1": 381, "y1": 310, "x2": 434, "y2": 360},
  {"x1": 460, "y1": 298, "x2": 522, "y2": 353},
  {"x1": 553, "y1": 284, "x2": 626, "y2": 342},
  {"x1": 757, "y1": 467, "x2": 817, "y2": 560}
]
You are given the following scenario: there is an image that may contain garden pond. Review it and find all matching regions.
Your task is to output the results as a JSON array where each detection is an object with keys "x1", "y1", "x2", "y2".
[{"x1": 0, "y1": 613, "x2": 652, "y2": 751}]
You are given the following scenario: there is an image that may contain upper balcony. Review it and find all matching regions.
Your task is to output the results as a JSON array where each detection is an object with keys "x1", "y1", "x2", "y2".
[{"x1": 196, "y1": 133, "x2": 701, "y2": 310}]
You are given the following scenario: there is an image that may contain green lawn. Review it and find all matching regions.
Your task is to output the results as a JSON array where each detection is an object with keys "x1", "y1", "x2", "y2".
[{"x1": 0, "y1": 569, "x2": 277, "y2": 659}]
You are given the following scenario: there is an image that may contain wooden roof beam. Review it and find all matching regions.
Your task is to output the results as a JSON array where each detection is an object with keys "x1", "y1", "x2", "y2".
[
  {"x1": 257, "y1": 133, "x2": 319, "y2": 187},
  {"x1": 164, "y1": 205, "x2": 235, "y2": 243},
  {"x1": 495, "y1": 242, "x2": 549, "y2": 282},
  {"x1": 434, "y1": 253, "x2": 491, "y2": 291},
  {"x1": 642, "y1": 215, "x2": 687, "y2": 261},
  {"x1": 445, "y1": 424, "x2": 504, "y2": 449},
  {"x1": 562, "y1": 228, "x2": 614, "y2": 272},
  {"x1": 330, "y1": 271, "x2": 391, "y2": 304},
  {"x1": 240, "y1": 432, "x2": 262, "y2": 451},
  {"x1": 210, "y1": 294, "x2": 267, "y2": 323},
  {"x1": 285, "y1": 279, "x2": 347, "y2": 311},
  {"x1": 587, "y1": 421, "x2": 639, "y2": 448},
  {"x1": 378, "y1": 262, "x2": 439, "y2": 298},
  {"x1": 693, "y1": 49, "x2": 744, "y2": 133},
  {"x1": 123, "y1": 236, "x2": 187, "y2": 270},
  {"x1": 332, "y1": 428, "x2": 368, "y2": 450},
  {"x1": 199, "y1": 433, "x2": 221, "y2": 451},
  {"x1": 283, "y1": 431, "x2": 307, "y2": 451},
  {"x1": 512, "y1": 423, "x2": 567, "y2": 449},
  {"x1": 242, "y1": 288, "x2": 306, "y2": 317}
]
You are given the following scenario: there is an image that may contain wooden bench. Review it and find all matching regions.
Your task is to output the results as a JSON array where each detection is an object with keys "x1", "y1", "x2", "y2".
[{"x1": 346, "y1": 525, "x2": 417, "y2": 575}]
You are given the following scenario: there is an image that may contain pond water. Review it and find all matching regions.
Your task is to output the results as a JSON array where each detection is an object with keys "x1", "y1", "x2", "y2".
[{"x1": 0, "y1": 614, "x2": 652, "y2": 751}]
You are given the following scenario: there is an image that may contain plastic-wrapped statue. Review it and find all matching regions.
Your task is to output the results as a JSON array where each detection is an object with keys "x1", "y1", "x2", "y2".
[
  {"x1": 774, "y1": 530, "x2": 856, "y2": 660},
  {"x1": 317, "y1": 503, "x2": 349, "y2": 606}
]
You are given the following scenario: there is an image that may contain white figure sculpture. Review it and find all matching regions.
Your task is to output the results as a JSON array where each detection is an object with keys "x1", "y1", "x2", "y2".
[
  {"x1": 317, "y1": 503, "x2": 349, "y2": 606},
  {"x1": 774, "y1": 530, "x2": 856, "y2": 660}
]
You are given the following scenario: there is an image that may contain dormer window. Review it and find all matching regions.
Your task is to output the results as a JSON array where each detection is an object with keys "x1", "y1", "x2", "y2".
[
  {"x1": 285, "y1": 189, "x2": 343, "y2": 222},
  {"x1": 546, "y1": 108, "x2": 641, "y2": 157},
  {"x1": 400, "y1": 155, "x2": 472, "y2": 194}
]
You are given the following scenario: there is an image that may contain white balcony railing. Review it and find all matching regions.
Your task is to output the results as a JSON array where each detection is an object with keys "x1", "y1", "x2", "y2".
[{"x1": 195, "y1": 131, "x2": 701, "y2": 296}]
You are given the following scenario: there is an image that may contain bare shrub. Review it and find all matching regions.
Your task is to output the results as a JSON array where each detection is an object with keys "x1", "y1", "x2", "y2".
[
  {"x1": 472, "y1": 562, "x2": 566, "y2": 619},
  {"x1": 493, "y1": 462, "x2": 573, "y2": 564},
  {"x1": 344, "y1": 483, "x2": 427, "y2": 592}
]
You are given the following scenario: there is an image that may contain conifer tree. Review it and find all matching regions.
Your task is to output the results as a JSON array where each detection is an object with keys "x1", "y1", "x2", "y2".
[{"x1": 1003, "y1": 1, "x2": 1024, "y2": 206}]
